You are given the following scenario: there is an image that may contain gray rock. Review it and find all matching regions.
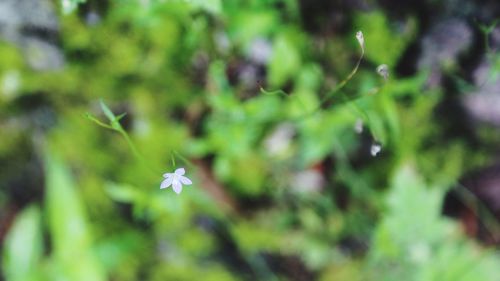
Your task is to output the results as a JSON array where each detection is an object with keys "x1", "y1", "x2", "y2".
[
  {"x1": 462, "y1": 60, "x2": 500, "y2": 126},
  {"x1": 0, "y1": 1, "x2": 22, "y2": 42},
  {"x1": 462, "y1": 26, "x2": 500, "y2": 126},
  {"x1": 418, "y1": 18, "x2": 473, "y2": 87},
  {"x1": 24, "y1": 37, "x2": 65, "y2": 70},
  {"x1": 0, "y1": 0, "x2": 64, "y2": 70},
  {"x1": 16, "y1": 0, "x2": 59, "y2": 31},
  {"x1": 418, "y1": 19, "x2": 473, "y2": 70},
  {"x1": 247, "y1": 38, "x2": 273, "y2": 65}
]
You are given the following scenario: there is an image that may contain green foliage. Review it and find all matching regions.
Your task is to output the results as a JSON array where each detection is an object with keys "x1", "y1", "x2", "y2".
[
  {"x1": 367, "y1": 164, "x2": 500, "y2": 281},
  {"x1": 355, "y1": 11, "x2": 417, "y2": 67},
  {"x1": 1, "y1": 1, "x2": 499, "y2": 280}
]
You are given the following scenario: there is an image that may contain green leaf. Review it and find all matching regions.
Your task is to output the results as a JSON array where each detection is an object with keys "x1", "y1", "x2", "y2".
[
  {"x1": 115, "y1": 112, "x2": 127, "y2": 121},
  {"x1": 105, "y1": 182, "x2": 143, "y2": 203},
  {"x1": 2, "y1": 205, "x2": 43, "y2": 281},
  {"x1": 180, "y1": 0, "x2": 222, "y2": 14},
  {"x1": 44, "y1": 149, "x2": 106, "y2": 281},
  {"x1": 228, "y1": 10, "x2": 277, "y2": 47},
  {"x1": 99, "y1": 100, "x2": 125, "y2": 130},
  {"x1": 355, "y1": 12, "x2": 416, "y2": 67},
  {"x1": 268, "y1": 33, "x2": 301, "y2": 87},
  {"x1": 99, "y1": 100, "x2": 116, "y2": 123}
]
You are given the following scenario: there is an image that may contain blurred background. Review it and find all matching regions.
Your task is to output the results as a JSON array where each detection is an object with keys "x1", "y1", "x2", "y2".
[{"x1": 1, "y1": 0, "x2": 499, "y2": 280}]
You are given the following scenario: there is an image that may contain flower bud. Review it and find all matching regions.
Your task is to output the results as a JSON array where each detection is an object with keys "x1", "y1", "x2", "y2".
[{"x1": 376, "y1": 64, "x2": 389, "y2": 80}]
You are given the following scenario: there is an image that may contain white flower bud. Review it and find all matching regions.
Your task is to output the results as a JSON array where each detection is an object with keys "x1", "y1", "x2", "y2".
[
  {"x1": 376, "y1": 64, "x2": 389, "y2": 80},
  {"x1": 370, "y1": 143, "x2": 382, "y2": 156},
  {"x1": 356, "y1": 31, "x2": 365, "y2": 49}
]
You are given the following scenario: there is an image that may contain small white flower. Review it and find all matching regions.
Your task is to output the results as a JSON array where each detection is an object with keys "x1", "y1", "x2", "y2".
[
  {"x1": 371, "y1": 143, "x2": 382, "y2": 156},
  {"x1": 160, "y1": 168, "x2": 192, "y2": 194}
]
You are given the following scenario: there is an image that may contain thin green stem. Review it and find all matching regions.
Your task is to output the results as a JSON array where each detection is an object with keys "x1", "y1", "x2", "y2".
[
  {"x1": 318, "y1": 47, "x2": 365, "y2": 106},
  {"x1": 85, "y1": 113, "x2": 115, "y2": 130},
  {"x1": 173, "y1": 150, "x2": 195, "y2": 169},
  {"x1": 87, "y1": 101, "x2": 190, "y2": 177},
  {"x1": 170, "y1": 154, "x2": 176, "y2": 168},
  {"x1": 260, "y1": 87, "x2": 307, "y2": 111},
  {"x1": 261, "y1": 34, "x2": 367, "y2": 123}
]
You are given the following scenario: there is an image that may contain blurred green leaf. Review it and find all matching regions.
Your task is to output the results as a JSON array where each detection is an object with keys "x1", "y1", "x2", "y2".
[
  {"x1": 355, "y1": 12, "x2": 416, "y2": 67},
  {"x1": 268, "y1": 33, "x2": 302, "y2": 87},
  {"x1": 228, "y1": 10, "x2": 277, "y2": 46},
  {"x1": 2, "y1": 205, "x2": 43, "y2": 281},
  {"x1": 183, "y1": 0, "x2": 222, "y2": 14},
  {"x1": 99, "y1": 100, "x2": 114, "y2": 120},
  {"x1": 105, "y1": 182, "x2": 142, "y2": 203},
  {"x1": 44, "y1": 149, "x2": 106, "y2": 281}
]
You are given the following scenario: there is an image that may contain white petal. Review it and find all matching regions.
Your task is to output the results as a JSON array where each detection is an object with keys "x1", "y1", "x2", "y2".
[
  {"x1": 172, "y1": 180, "x2": 183, "y2": 194},
  {"x1": 160, "y1": 177, "x2": 173, "y2": 189},
  {"x1": 179, "y1": 176, "x2": 192, "y2": 185},
  {"x1": 174, "y1": 168, "x2": 185, "y2": 176},
  {"x1": 163, "y1": 173, "x2": 173, "y2": 179}
]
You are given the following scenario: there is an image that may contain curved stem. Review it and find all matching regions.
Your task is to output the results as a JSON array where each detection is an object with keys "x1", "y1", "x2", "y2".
[{"x1": 261, "y1": 33, "x2": 367, "y2": 123}]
